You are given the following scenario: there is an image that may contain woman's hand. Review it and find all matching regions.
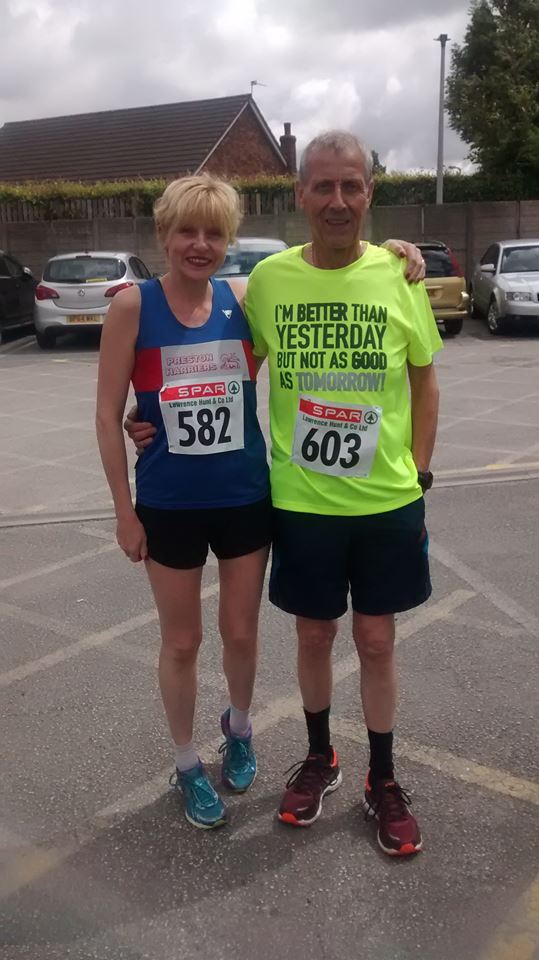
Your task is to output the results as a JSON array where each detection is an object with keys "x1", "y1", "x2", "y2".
[
  {"x1": 382, "y1": 239, "x2": 426, "y2": 282},
  {"x1": 116, "y1": 511, "x2": 148, "y2": 562}
]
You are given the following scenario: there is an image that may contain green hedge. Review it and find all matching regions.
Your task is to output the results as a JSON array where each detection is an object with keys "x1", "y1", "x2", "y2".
[
  {"x1": 1, "y1": 171, "x2": 538, "y2": 211},
  {"x1": 0, "y1": 179, "x2": 166, "y2": 217},
  {"x1": 0, "y1": 179, "x2": 166, "y2": 203},
  {"x1": 0, "y1": 176, "x2": 298, "y2": 218},
  {"x1": 372, "y1": 172, "x2": 539, "y2": 204}
]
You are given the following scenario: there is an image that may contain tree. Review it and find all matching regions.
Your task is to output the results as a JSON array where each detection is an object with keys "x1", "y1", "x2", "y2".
[
  {"x1": 371, "y1": 150, "x2": 386, "y2": 175},
  {"x1": 446, "y1": 0, "x2": 539, "y2": 176}
]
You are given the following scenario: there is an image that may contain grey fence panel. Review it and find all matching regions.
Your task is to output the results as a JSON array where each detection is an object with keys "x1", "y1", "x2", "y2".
[{"x1": 3, "y1": 200, "x2": 539, "y2": 281}]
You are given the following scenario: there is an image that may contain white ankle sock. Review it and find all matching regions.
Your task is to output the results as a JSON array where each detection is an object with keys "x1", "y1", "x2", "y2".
[
  {"x1": 174, "y1": 741, "x2": 199, "y2": 772},
  {"x1": 229, "y1": 705, "x2": 251, "y2": 738}
]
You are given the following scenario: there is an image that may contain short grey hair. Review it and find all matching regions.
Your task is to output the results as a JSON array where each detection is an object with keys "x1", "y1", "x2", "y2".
[{"x1": 299, "y1": 131, "x2": 373, "y2": 183}]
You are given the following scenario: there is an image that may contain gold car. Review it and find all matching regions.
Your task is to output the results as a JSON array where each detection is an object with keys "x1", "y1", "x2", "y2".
[{"x1": 418, "y1": 241, "x2": 469, "y2": 336}]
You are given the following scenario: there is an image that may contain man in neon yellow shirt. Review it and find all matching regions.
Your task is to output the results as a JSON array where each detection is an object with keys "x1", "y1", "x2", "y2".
[{"x1": 244, "y1": 131, "x2": 442, "y2": 855}]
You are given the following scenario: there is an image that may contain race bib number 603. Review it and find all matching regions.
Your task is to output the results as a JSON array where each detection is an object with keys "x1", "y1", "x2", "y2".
[
  {"x1": 159, "y1": 376, "x2": 244, "y2": 455},
  {"x1": 291, "y1": 396, "x2": 382, "y2": 478}
]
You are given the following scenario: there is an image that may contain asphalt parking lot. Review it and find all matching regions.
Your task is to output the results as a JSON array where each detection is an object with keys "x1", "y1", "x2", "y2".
[{"x1": 1, "y1": 319, "x2": 538, "y2": 960}]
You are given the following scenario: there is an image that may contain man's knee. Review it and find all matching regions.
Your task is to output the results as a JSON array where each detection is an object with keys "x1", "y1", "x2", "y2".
[
  {"x1": 354, "y1": 614, "x2": 395, "y2": 663},
  {"x1": 297, "y1": 618, "x2": 338, "y2": 655}
]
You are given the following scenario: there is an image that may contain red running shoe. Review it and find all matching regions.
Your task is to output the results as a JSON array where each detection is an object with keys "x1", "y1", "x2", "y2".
[
  {"x1": 363, "y1": 771, "x2": 422, "y2": 856},
  {"x1": 278, "y1": 748, "x2": 342, "y2": 827}
]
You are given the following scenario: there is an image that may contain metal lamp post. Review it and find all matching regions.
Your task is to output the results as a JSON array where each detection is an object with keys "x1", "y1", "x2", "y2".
[{"x1": 435, "y1": 34, "x2": 450, "y2": 205}]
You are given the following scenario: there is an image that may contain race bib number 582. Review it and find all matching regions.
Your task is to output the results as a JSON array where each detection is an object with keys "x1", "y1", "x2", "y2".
[
  {"x1": 159, "y1": 376, "x2": 244, "y2": 455},
  {"x1": 291, "y1": 396, "x2": 382, "y2": 478}
]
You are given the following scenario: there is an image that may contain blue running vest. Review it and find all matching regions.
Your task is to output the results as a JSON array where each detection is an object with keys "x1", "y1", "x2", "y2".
[{"x1": 132, "y1": 278, "x2": 269, "y2": 510}]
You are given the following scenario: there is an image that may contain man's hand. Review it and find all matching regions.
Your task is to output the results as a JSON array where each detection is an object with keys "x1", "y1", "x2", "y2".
[
  {"x1": 123, "y1": 404, "x2": 157, "y2": 454},
  {"x1": 382, "y1": 239, "x2": 425, "y2": 283}
]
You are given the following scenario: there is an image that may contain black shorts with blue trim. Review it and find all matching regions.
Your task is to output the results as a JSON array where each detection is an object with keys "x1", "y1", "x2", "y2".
[{"x1": 269, "y1": 497, "x2": 431, "y2": 620}]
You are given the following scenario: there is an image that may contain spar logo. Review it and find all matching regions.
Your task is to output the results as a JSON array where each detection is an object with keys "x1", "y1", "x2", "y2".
[
  {"x1": 300, "y1": 398, "x2": 365, "y2": 423},
  {"x1": 364, "y1": 410, "x2": 379, "y2": 425},
  {"x1": 160, "y1": 381, "x2": 227, "y2": 402}
]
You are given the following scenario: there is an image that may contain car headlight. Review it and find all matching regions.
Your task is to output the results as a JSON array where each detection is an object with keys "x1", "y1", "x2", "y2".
[{"x1": 506, "y1": 291, "x2": 534, "y2": 302}]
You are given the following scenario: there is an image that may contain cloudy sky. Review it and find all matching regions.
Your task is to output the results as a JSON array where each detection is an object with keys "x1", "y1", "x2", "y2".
[{"x1": 2, "y1": 0, "x2": 473, "y2": 172}]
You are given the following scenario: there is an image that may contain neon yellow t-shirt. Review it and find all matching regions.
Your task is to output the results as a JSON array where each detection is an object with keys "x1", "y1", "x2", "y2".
[{"x1": 245, "y1": 243, "x2": 443, "y2": 516}]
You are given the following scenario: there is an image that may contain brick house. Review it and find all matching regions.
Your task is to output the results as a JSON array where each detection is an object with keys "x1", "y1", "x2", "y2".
[{"x1": 0, "y1": 94, "x2": 297, "y2": 182}]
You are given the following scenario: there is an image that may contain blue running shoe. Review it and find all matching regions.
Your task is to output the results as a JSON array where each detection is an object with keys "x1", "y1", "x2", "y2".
[
  {"x1": 170, "y1": 762, "x2": 227, "y2": 829},
  {"x1": 219, "y1": 708, "x2": 257, "y2": 793}
]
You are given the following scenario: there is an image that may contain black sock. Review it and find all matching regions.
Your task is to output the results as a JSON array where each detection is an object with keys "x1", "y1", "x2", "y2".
[
  {"x1": 368, "y1": 729, "x2": 394, "y2": 782},
  {"x1": 304, "y1": 706, "x2": 331, "y2": 758}
]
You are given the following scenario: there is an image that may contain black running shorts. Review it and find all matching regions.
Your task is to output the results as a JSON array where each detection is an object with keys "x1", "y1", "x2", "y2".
[
  {"x1": 269, "y1": 497, "x2": 431, "y2": 620},
  {"x1": 136, "y1": 496, "x2": 273, "y2": 569}
]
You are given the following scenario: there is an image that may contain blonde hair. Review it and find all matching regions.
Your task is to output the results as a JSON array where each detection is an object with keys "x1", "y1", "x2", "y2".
[{"x1": 153, "y1": 173, "x2": 241, "y2": 245}]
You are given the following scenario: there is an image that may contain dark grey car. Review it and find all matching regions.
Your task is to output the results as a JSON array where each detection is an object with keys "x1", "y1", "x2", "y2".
[{"x1": 0, "y1": 251, "x2": 36, "y2": 342}]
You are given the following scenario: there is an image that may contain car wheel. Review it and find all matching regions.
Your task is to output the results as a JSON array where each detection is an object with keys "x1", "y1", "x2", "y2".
[
  {"x1": 35, "y1": 328, "x2": 56, "y2": 349},
  {"x1": 444, "y1": 317, "x2": 463, "y2": 336},
  {"x1": 468, "y1": 286, "x2": 481, "y2": 318},
  {"x1": 487, "y1": 299, "x2": 504, "y2": 335}
]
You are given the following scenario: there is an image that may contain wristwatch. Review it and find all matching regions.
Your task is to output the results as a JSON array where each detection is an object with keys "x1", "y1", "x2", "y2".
[{"x1": 417, "y1": 469, "x2": 433, "y2": 493}]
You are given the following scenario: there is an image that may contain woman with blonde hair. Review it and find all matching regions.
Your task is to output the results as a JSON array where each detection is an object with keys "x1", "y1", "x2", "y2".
[{"x1": 96, "y1": 174, "x2": 271, "y2": 828}]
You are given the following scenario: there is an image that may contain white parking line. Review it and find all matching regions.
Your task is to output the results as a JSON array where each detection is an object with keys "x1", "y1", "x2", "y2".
[
  {"x1": 0, "y1": 601, "x2": 77, "y2": 641},
  {"x1": 497, "y1": 440, "x2": 539, "y2": 466},
  {"x1": 0, "y1": 581, "x2": 220, "y2": 688},
  {"x1": 436, "y1": 462, "x2": 539, "y2": 477},
  {"x1": 8, "y1": 583, "x2": 539, "y2": 908},
  {"x1": 437, "y1": 389, "x2": 539, "y2": 435},
  {"x1": 1, "y1": 479, "x2": 127, "y2": 519},
  {"x1": 332, "y1": 718, "x2": 539, "y2": 807},
  {"x1": 0, "y1": 336, "x2": 34, "y2": 354},
  {"x1": 0, "y1": 609, "x2": 158, "y2": 688},
  {"x1": 0, "y1": 542, "x2": 117, "y2": 591},
  {"x1": 430, "y1": 540, "x2": 539, "y2": 638},
  {"x1": 449, "y1": 613, "x2": 530, "y2": 639},
  {"x1": 96, "y1": 589, "x2": 475, "y2": 819},
  {"x1": 78, "y1": 523, "x2": 116, "y2": 542}
]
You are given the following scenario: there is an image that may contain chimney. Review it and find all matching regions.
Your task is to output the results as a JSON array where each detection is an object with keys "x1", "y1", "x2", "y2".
[{"x1": 280, "y1": 122, "x2": 297, "y2": 174}]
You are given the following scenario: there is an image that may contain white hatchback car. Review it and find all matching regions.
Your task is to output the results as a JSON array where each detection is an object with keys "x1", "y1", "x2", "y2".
[{"x1": 34, "y1": 251, "x2": 153, "y2": 348}]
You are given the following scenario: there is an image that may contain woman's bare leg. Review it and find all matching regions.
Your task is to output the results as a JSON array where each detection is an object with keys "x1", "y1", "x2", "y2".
[{"x1": 145, "y1": 559, "x2": 203, "y2": 745}]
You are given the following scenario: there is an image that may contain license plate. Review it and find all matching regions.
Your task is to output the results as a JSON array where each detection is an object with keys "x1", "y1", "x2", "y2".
[{"x1": 66, "y1": 314, "x2": 102, "y2": 324}]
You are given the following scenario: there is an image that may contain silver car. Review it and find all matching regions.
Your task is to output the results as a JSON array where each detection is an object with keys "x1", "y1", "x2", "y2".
[
  {"x1": 470, "y1": 239, "x2": 539, "y2": 335},
  {"x1": 215, "y1": 237, "x2": 288, "y2": 280},
  {"x1": 34, "y1": 251, "x2": 153, "y2": 348}
]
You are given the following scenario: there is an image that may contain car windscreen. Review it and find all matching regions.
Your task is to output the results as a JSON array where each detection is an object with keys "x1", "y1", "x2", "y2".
[
  {"x1": 43, "y1": 257, "x2": 126, "y2": 283},
  {"x1": 500, "y1": 246, "x2": 539, "y2": 274},
  {"x1": 421, "y1": 250, "x2": 456, "y2": 278},
  {"x1": 216, "y1": 248, "x2": 278, "y2": 277}
]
